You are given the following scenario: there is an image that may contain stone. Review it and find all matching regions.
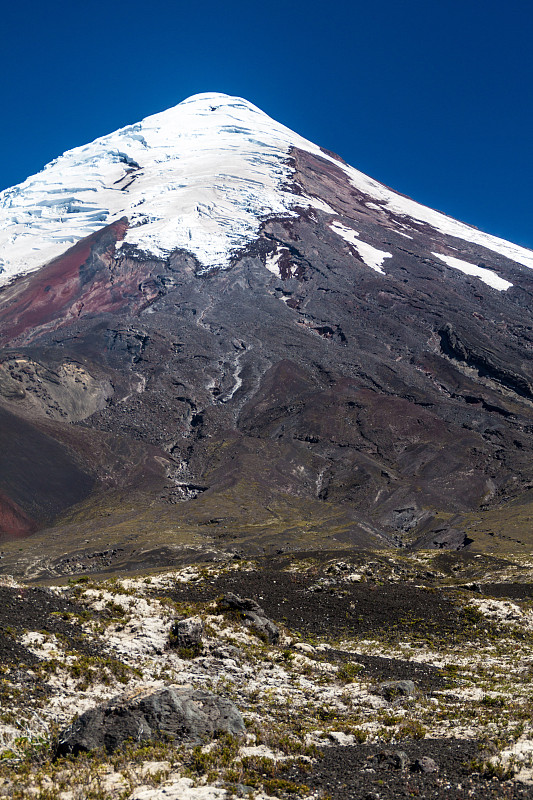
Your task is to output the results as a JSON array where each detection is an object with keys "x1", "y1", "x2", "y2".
[
  {"x1": 377, "y1": 680, "x2": 417, "y2": 701},
  {"x1": 328, "y1": 731, "x2": 356, "y2": 746},
  {"x1": 370, "y1": 749, "x2": 409, "y2": 770},
  {"x1": 55, "y1": 686, "x2": 245, "y2": 757},
  {"x1": 412, "y1": 756, "x2": 438, "y2": 773},
  {"x1": 294, "y1": 642, "x2": 315, "y2": 653},
  {"x1": 234, "y1": 786, "x2": 255, "y2": 797},
  {"x1": 392, "y1": 750, "x2": 409, "y2": 770},
  {"x1": 209, "y1": 643, "x2": 241, "y2": 659},
  {"x1": 218, "y1": 592, "x2": 279, "y2": 644},
  {"x1": 169, "y1": 616, "x2": 203, "y2": 650}
]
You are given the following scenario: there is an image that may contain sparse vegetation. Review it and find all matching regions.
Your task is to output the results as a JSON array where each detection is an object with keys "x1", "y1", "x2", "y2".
[{"x1": 0, "y1": 554, "x2": 532, "y2": 797}]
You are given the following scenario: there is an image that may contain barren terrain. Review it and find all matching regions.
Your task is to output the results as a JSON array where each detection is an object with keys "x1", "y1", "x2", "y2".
[{"x1": 1, "y1": 551, "x2": 533, "y2": 798}]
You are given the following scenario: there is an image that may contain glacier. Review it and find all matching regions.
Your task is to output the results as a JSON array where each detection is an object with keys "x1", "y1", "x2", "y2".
[{"x1": 0, "y1": 91, "x2": 532, "y2": 287}]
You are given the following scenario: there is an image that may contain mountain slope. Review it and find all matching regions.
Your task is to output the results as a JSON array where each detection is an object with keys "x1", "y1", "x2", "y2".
[
  {"x1": 1, "y1": 93, "x2": 533, "y2": 577},
  {"x1": 2, "y1": 93, "x2": 533, "y2": 283}
]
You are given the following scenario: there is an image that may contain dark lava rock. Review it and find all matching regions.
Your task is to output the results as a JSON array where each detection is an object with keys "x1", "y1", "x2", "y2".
[
  {"x1": 209, "y1": 643, "x2": 242, "y2": 659},
  {"x1": 0, "y1": 586, "x2": 98, "y2": 664},
  {"x1": 169, "y1": 616, "x2": 204, "y2": 650},
  {"x1": 377, "y1": 679, "x2": 417, "y2": 701},
  {"x1": 369, "y1": 749, "x2": 409, "y2": 770},
  {"x1": 482, "y1": 583, "x2": 533, "y2": 600},
  {"x1": 164, "y1": 564, "x2": 496, "y2": 650},
  {"x1": 412, "y1": 526, "x2": 473, "y2": 551},
  {"x1": 412, "y1": 756, "x2": 439, "y2": 773},
  {"x1": 218, "y1": 592, "x2": 280, "y2": 643},
  {"x1": 329, "y1": 649, "x2": 444, "y2": 692},
  {"x1": 55, "y1": 686, "x2": 245, "y2": 757},
  {"x1": 0, "y1": 631, "x2": 40, "y2": 668},
  {"x1": 285, "y1": 739, "x2": 532, "y2": 799}
]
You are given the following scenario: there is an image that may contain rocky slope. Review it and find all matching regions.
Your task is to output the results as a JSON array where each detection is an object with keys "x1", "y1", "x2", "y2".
[
  {"x1": 2, "y1": 553, "x2": 533, "y2": 798},
  {"x1": 0, "y1": 95, "x2": 533, "y2": 569},
  {"x1": 3, "y1": 93, "x2": 533, "y2": 800}
]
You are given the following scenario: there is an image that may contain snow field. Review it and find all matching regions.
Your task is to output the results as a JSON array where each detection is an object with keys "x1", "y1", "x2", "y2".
[{"x1": 0, "y1": 91, "x2": 531, "y2": 292}]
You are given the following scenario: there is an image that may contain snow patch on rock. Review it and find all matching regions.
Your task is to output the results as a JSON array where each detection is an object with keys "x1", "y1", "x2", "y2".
[
  {"x1": 335, "y1": 161, "x2": 533, "y2": 270},
  {"x1": 330, "y1": 221, "x2": 392, "y2": 274},
  {"x1": 432, "y1": 252, "x2": 513, "y2": 291},
  {"x1": 264, "y1": 249, "x2": 285, "y2": 275}
]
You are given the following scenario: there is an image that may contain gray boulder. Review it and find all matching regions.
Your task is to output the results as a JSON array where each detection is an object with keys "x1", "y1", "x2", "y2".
[
  {"x1": 412, "y1": 756, "x2": 438, "y2": 773},
  {"x1": 370, "y1": 749, "x2": 409, "y2": 770},
  {"x1": 218, "y1": 592, "x2": 279, "y2": 643},
  {"x1": 377, "y1": 680, "x2": 417, "y2": 701},
  {"x1": 55, "y1": 686, "x2": 245, "y2": 757},
  {"x1": 169, "y1": 616, "x2": 204, "y2": 651}
]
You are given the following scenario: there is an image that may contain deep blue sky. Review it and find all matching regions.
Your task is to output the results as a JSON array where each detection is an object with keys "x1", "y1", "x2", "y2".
[{"x1": 2, "y1": 0, "x2": 532, "y2": 248}]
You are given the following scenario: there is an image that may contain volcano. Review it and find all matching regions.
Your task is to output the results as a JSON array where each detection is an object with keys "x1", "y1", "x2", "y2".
[{"x1": 1, "y1": 92, "x2": 533, "y2": 578}]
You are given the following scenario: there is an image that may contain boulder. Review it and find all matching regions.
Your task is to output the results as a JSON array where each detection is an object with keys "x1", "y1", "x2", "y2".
[
  {"x1": 169, "y1": 616, "x2": 203, "y2": 651},
  {"x1": 370, "y1": 749, "x2": 409, "y2": 770},
  {"x1": 218, "y1": 592, "x2": 279, "y2": 643},
  {"x1": 55, "y1": 686, "x2": 245, "y2": 757},
  {"x1": 377, "y1": 680, "x2": 417, "y2": 701},
  {"x1": 412, "y1": 756, "x2": 438, "y2": 773}
]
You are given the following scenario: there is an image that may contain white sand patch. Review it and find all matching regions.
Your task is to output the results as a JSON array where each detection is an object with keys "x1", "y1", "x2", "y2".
[
  {"x1": 21, "y1": 631, "x2": 64, "y2": 658},
  {"x1": 239, "y1": 744, "x2": 286, "y2": 760},
  {"x1": 497, "y1": 737, "x2": 533, "y2": 784},
  {"x1": 130, "y1": 777, "x2": 227, "y2": 799},
  {"x1": 83, "y1": 590, "x2": 173, "y2": 657},
  {"x1": 327, "y1": 731, "x2": 358, "y2": 745},
  {"x1": 470, "y1": 597, "x2": 524, "y2": 624}
]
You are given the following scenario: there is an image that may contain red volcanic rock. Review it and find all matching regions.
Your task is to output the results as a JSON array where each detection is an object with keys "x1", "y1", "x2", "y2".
[
  {"x1": 0, "y1": 218, "x2": 129, "y2": 347},
  {"x1": 0, "y1": 491, "x2": 36, "y2": 538}
]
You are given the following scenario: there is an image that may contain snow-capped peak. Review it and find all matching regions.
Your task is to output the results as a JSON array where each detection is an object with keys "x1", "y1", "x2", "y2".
[
  {"x1": 0, "y1": 93, "x2": 331, "y2": 282},
  {"x1": 1, "y1": 92, "x2": 533, "y2": 287}
]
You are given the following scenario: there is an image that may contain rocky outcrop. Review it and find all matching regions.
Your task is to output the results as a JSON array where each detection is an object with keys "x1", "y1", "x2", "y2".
[
  {"x1": 217, "y1": 593, "x2": 280, "y2": 643},
  {"x1": 168, "y1": 617, "x2": 204, "y2": 652},
  {"x1": 439, "y1": 322, "x2": 533, "y2": 401},
  {"x1": 55, "y1": 686, "x2": 245, "y2": 757}
]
